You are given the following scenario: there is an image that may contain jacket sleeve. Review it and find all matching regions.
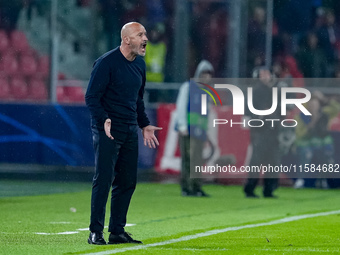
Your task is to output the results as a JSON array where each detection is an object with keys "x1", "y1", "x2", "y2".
[
  {"x1": 136, "y1": 70, "x2": 150, "y2": 129},
  {"x1": 85, "y1": 59, "x2": 110, "y2": 128},
  {"x1": 175, "y1": 82, "x2": 189, "y2": 132}
]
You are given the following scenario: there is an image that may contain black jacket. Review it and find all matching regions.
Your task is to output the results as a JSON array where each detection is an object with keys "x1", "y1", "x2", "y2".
[{"x1": 85, "y1": 47, "x2": 150, "y2": 130}]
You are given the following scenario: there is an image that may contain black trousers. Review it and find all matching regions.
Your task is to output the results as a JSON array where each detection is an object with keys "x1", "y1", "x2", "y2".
[
  {"x1": 244, "y1": 131, "x2": 279, "y2": 196},
  {"x1": 179, "y1": 135, "x2": 203, "y2": 192},
  {"x1": 89, "y1": 123, "x2": 138, "y2": 234}
]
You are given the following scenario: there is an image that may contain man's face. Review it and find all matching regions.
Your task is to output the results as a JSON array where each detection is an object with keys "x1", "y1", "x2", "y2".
[
  {"x1": 326, "y1": 13, "x2": 335, "y2": 26},
  {"x1": 259, "y1": 69, "x2": 272, "y2": 85},
  {"x1": 199, "y1": 72, "x2": 213, "y2": 84},
  {"x1": 128, "y1": 25, "x2": 148, "y2": 57}
]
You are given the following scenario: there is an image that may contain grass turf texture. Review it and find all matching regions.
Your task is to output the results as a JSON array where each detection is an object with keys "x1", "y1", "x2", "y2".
[{"x1": 0, "y1": 181, "x2": 339, "y2": 254}]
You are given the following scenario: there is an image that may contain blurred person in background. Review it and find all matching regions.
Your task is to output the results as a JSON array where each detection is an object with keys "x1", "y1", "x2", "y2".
[
  {"x1": 293, "y1": 91, "x2": 340, "y2": 189},
  {"x1": 85, "y1": 22, "x2": 161, "y2": 245},
  {"x1": 174, "y1": 60, "x2": 214, "y2": 197},
  {"x1": 145, "y1": 22, "x2": 167, "y2": 82},
  {"x1": 272, "y1": 56, "x2": 305, "y2": 87},
  {"x1": 317, "y1": 9, "x2": 340, "y2": 76},
  {"x1": 247, "y1": 6, "x2": 266, "y2": 75},
  {"x1": 144, "y1": 23, "x2": 167, "y2": 103},
  {"x1": 296, "y1": 32, "x2": 327, "y2": 79},
  {"x1": 274, "y1": 0, "x2": 314, "y2": 53},
  {"x1": 244, "y1": 67, "x2": 280, "y2": 198}
]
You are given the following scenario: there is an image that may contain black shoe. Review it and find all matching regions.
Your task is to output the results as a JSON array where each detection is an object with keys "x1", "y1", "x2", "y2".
[
  {"x1": 245, "y1": 193, "x2": 259, "y2": 198},
  {"x1": 181, "y1": 189, "x2": 192, "y2": 196},
  {"x1": 193, "y1": 190, "x2": 210, "y2": 197},
  {"x1": 88, "y1": 232, "x2": 106, "y2": 245},
  {"x1": 108, "y1": 232, "x2": 143, "y2": 244}
]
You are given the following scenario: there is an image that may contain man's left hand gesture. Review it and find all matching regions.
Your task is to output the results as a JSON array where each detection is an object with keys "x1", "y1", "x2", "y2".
[{"x1": 142, "y1": 125, "x2": 162, "y2": 148}]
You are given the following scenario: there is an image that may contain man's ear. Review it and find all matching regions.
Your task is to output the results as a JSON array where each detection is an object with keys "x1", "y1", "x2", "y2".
[{"x1": 124, "y1": 36, "x2": 130, "y2": 45}]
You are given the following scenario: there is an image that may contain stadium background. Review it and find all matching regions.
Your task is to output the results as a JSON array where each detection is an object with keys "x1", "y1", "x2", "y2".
[
  {"x1": 1, "y1": 1, "x2": 340, "y2": 254},
  {"x1": 1, "y1": 0, "x2": 340, "y2": 186}
]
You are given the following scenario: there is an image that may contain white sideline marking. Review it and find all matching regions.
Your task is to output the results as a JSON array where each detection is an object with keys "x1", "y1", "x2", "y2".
[
  {"x1": 36, "y1": 231, "x2": 79, "y2": 235},
  {"x1": 83, "y1": 210, "x2": 340, "y2": 255},
  {"x1": 258, "y1": 248, "x2": 335, "y2": 253},
  {"x1": 35, "y1": 224, "x2": 136, "y2": 235}
]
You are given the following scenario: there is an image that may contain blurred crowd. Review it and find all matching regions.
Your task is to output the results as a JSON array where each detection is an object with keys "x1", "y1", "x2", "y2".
[
  {"x1": 1, "y1": 0, "x2": 340, "y2": 82},
  {"x1": 272, "y1": 0, "x2": 340, "y2": 80},
  {"x1": 97, "y1": 0, "x2": 340, "y2": 81}
]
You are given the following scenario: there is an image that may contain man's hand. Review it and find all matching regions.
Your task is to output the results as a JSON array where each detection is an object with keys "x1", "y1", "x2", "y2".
[
  {"x1": 104, "y1": 119, "x2": 114, "y2": 140},
  {"x1": 142, "y1": 125, "x2": 162, "y2": 148}
]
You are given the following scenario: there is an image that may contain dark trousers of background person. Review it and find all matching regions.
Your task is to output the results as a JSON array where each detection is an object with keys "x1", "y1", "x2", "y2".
[
  {"x1": 90, "y1": 123, "x2": 138, "y2": 235},
  {"x1": 179, "y1": 135, "x2": 204, "y2": 192},
  {"x1": 244, "y1": 131, "x2": 280, "y2": 196}
]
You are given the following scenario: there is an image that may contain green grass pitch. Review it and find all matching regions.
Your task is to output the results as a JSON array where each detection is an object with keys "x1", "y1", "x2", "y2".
[{"x1": 1, "y1": 180, "x2": 339, "y2": 254}]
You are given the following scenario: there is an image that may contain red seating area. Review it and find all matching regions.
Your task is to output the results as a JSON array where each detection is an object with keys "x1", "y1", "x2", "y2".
[
  {"x1": 57, "y1": 81, "x2": 85, "y2": 104},
  {"x1": 0, "y1": 30, "x2": 48, "y2": 102},
  {"x1": 0, "y1": 75, "x2": 10, "y2": 99},
  {"x1": 0, "y1": 29, "x2": 85, "y2": 103}
]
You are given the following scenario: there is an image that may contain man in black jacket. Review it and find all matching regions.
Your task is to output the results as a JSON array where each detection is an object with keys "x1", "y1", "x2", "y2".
[{"x1": 85, "y1": 22, "x2": 162, "y2": 245}]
